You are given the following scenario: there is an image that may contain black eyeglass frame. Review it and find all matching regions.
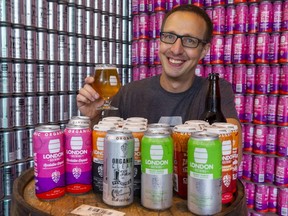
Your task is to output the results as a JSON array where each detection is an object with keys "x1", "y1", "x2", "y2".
[{"x1": 160, "y1": 32, "x2": 208, "y2": 48}]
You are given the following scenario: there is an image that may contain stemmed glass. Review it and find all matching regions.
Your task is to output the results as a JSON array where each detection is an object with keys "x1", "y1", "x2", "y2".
[{"x1": 91, "y1": 64, "x2": 121, "y2": 110}]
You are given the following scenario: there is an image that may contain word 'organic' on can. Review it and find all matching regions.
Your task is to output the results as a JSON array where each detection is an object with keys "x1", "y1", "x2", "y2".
[
  {"x1": 33, "y1": 125, "x2": 65, "y2": 200},
  {"x1": 141, "y1": 130, "x2": 173, "y2": 210},
  {"x1": 64, "y1": 124, "x2": 92, "y2": 194},
  {"x1": 187, "y1": 131, "x2": 222, "y2": 215},
  {"x1": 103, "y1": 129, "x2": 134, "y2": 207}
]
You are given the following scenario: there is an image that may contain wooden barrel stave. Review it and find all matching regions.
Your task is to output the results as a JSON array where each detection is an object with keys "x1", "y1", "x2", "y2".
[{"x1": 12, "y1": 168, "x2": 247, "y2": 216}]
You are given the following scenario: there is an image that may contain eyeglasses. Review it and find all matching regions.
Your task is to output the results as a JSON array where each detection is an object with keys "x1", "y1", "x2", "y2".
[{"x1": 160, "y1": 32, "x2": 207, "y2": 48}]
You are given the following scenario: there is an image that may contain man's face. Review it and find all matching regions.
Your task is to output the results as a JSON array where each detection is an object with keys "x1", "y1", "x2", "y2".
[{"x1": 159, "y1": 11, "x2": 210, "y2": 80}]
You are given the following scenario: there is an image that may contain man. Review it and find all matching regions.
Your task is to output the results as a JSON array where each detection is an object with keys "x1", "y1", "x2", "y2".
[{"x1": 77, "y1": 5, "x2": 242, "y2": 161}]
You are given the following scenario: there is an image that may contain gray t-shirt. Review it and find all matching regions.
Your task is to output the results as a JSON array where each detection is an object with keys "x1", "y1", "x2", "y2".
[{"x1": 106, "y1": 75, "x2": 239, "y2": 126}]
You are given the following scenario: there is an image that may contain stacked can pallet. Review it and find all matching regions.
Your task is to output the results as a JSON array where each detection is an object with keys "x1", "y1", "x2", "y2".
[
  {"x1": 0, "y1": 0, "x2": 132, "y2": 215},
  {"x1": 132, "y1": 0, "x2": 288, "y2": 215}
]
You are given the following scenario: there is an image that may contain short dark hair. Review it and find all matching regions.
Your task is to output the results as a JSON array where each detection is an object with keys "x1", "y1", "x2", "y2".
[{"x1": 161, "y1": 4, "x2": 213, "y2": 43}]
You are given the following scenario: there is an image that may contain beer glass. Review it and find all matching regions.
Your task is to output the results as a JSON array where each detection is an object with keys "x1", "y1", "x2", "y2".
[{"x1": 91, "y1": 64, "x2": 121, "y2": 110}]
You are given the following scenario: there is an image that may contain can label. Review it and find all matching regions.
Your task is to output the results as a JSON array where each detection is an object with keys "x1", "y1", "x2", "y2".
[
  {"x1": 266, "y1": 126, "x2": 277, "y2": 155},
  {"x1": 232, "y1": 34, "x2": 246, "y2": 64},
  {"x1": 253, "y1": 125, "x2": 267, "y2": 154},
  {"x1": 281, "y1": 1, "x2": 288, "y2": 31},
  {"x1": 255, "y1": 33, "x2": 270, "y2": 64},
  {"x1": 253, "y1": 95, "x2": 268, "y2": 125},
  {"x1": 277, "y1": 188, "x2": 288, "y2": 215},
  {"x1": 225, "y1": 5, "x2": 235, "y2": 35},
  {"x1": 244, "y1": 182, "x2": 255, "y2": 209},
  {"x1": 269, "y1": 65, "x2": 280, "y2": 94},
  {"x1": 0, "y1": 61, "x2": 12, "y2": 94},
  {"x1": 265, "y1": 157, "x2": 275, "y2": 183},
  {"x1": 277, "y1": 127, "x2": 288, "y2": 157},
  {"x1": 279, "y1": 32, "x2": 288, "y2": 63},
  {"x1": 234, "y1": 3, "x2": 248, "y2": 34},
  {"x1": 187, "y1": 132, "x2": 222, "y2": 215},
  {"x1": 252, "y1": 155, "x2": 266, "y2": 183},
  {"x1": 212, "y1": 6, "x2": 225, "y2": 35},
  {"x1": 277, "y1": 95, "x2": 288, "y2": 127},
  {"x1": 103, "y1": 129, "x2": 134, "y2": 206},
  {"x1": 64, "y1": 126, "x2": 92, "y2": 194},
  {"x1": 242, "y1": 153, "x2": 252, "y2": 180},
  {"x1": 246, "y1": 65, "x2": 256, "y2": 94},
  {"x1": 246, "y1": 34, "x2": 256, "y2": 64},
  {"x1": 259, "y1": 1, "x2": 272, "y2": 32},
  {"x1": 33, "y1": 126, "x2": 65, "y2": 200},
  {"x1": 211, "y1": 35, "x2": 224, "y2": 64},
  {"x1": 248, "y1": 3, "x2": 258, "y2": 33},
  {"x1": 0, "y1": 97, "x2": 13, "y2": 129},
  {"x1": 255, "y1": 184, "x2": 269, "y2": 213},
  {"x1": 233, "y1": 65, "x2": 246, "y2": 94}
]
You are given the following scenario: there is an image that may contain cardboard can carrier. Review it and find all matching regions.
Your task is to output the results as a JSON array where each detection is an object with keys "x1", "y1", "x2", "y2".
[{"x1": 11, "y1": 168, "x2": 248, "y2": 216}]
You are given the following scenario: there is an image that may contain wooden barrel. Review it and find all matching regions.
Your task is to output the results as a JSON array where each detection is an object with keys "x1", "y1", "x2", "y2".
[{"x1": 12, "y1": 168, "x2": 248, "y2": 216}]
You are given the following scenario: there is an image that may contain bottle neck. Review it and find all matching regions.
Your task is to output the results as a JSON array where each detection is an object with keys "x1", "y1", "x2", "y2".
[{"x1": 205, "y1": 74, "x2": 221, "y2": 113}]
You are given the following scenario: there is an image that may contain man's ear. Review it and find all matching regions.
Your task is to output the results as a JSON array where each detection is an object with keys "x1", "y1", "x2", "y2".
[{"x1": 200, "y1": 43, "x2": 211, "y2": 60}]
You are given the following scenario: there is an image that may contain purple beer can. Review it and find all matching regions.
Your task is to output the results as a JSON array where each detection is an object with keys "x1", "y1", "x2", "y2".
[
  {"x1": 139, "y1": 13, "x2": 149, "y2": 39},
  {"x1": 232, "y1": 34, "x2": 246, "y2": 64},
  {"x1": 255, "y1": 65, "x2": 270, "y2": 94},
  {"x1": 133, "y1": 66, "x2": 139, "y2": 81},
  {"x1": 155, "y1": 11, "x2": 165, "y2": 37},
  {"x1": 269, "y1": 33, "x2": 280, "y2": 64},
  {"x1": 225, "y1": 5, "x2": 235, "y2": 35},
  {"x1": 265, "y1": 157, "x2": 275, "y2": 184},
  {"x1": 266, "y1": 126, "x2": 277, "y2": 155},
  {"x1": 248, "y1": 3, "x2": 258, "y2": 34},
  {"x1": 224, "y1": 65, "x2": 233, "y2": 83},
  {"x1": 132, "y1": 15, "x2": 139, "y2": 40},
  {"x1": 149, "y1": 39, "x2": 155, "y2": 65},
  {"x1": 253, "y1": 94, "x2": 268, "y2": 125},
  {"x1": 246, "y1": 34, "x2": 256, "y2": 64},
  {"x1": 255, "y1": 33, "x2": 270, "y2": 64},
  {"x1": 243, "y1": 124, "x2": 254, "y2": 152},
  {"x1": 255, "y1": 184, "x2": 269, "y2": 213},
  {"x1": 154, "y1": 0, "x2": 166, "y2": 12},
  {"x1": 275, "y1": 157, "x2": 288, "y2": 187},
  {"x1": 279, "y1": 32, "x2": 288, "y2": 64},
  {"x1": 253, "y1": 125, "x2": 267, "y2": 155},
  {"x1": 149, "y1": 13, "x2": 156, "y2": 38},
  {"x1": 269, "y1": 65, "x2": 280, "y2": 95},
  {"x1": 212, "y1": 6, "x2": 226, "y2": 35},
  {"x1": 224, "y1": 35, "x2": 233, "y2": 65},
  {"x1": 233, "y1": 64, "x2": 246, "y2": 94},
  {"x1": 277, "y1": 95, "x2": 288, "y2": 127},
  {"x1": 246, "y1": 65, "x2": 256, "y2": 94},
  {"x1": 139, "y1": 0, "x2": 149, "y2": 13},
  {"x1": 211, "y1": 35, "x2": 224, "y2": 64},
  {"x1": 244, "y1": 182, "x2": 255, "y2": 209},
  {"x1": 268, "y1": 186, "x2": 277, "y2": 213},
  {"x1": 139, "y1": 65, "x2": 148, "y2": 80},
  {"x1": 242, "y1": 153, "x2": 253, "y2": 180},
  {"x1": 259, "y1": 1, "x2": 273, "y2": 32},
  {"x1": 252, "y1": 155, "x2": 266, "y2": 183},
  {"x1": 281, "y1": 0, "x2": 288, "y2": 31},
  {"x1": 154, "y1": 38, "x2": 161, "y2": 64},
  {"x1": 139, "y1": 39, "x2": 148, "y2": 65},
  {"x1": 277, "y1": 126, "x2": 288, "y2": 157},
  {"x1": 277, "y1": 188, "x2": 288, "y2": 215},
  {"x1": 272, "y1": 1, "x2": 282, "y2": 32},
  {"x1": 234, "y1": 94, "x2": 245, "y2": 121},
  {"x1": 244, "y1": 94, "x2": 254, "y2": 123},
  {"x1": 280, "y1": 65, "x2": 288, "y2": 94},
  {"x1": 234, "y1": 3, "x2": 248, "y2": 34},
  {"x1": 131, "y1": 40, "x2": 139, "y2": 66},
  {"x1": 267, "y1": 95, "x2": 278, "y2": 125}
]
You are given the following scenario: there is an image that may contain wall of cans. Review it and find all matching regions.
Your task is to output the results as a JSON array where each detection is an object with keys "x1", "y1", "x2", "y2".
[
  {"x1": 132, "y1": 0, "x2": 288, "y2": 215},
  {"x1": 0, "y1": 0, "x2": 132, "y2": 215}
]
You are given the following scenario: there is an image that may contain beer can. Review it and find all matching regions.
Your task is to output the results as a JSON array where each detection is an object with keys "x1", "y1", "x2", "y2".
[
  {"x1": 277, "y1": 126, "x2": 288, "y2": 157},
  {"x1": 13, "y1": 96, "x2": 25, "y2": 127},
  {"x1": 67, "y1": 5, "x2": 76, "y2": 33},
  {"x1": 253, "y1": 125, "x2": 267, "y2": 154},
  {"x1": 1, "y1": 130, "x2": 16, "y2": 163},
  {"x1": 68, "y1": 65, "x2": 76, "y2": 92},
  {"x1": 248, "y1": 3, "x2": 258, "y2": 33},
  {"x1": 232, "y1": 34, "x2": 246, "y2": 64},
  {"x1": 266, "y1": 126, "x2": 277, "y2": 155},
  {"x1": 15, "y1": 128, "x2": 28, "y2": 160},
  {"x1": 246, "y1": 34, "x2": 256, "y2": 64},
  {"x1": 47, "y1": 32, "x2": 58, "y2": 62},
  {"x1": 234, "y1": 3, "x2": 248, "y2": 34},
  {"x1": 277, "y1": 95, "x2": 288, "y2": 127},
  {"x1": 24, "y1": 0, "x2": 36, "y2": 27},
  {"x1": 76, "y1": 7, "x2": 85, "y2": 35},
  {"x1": 57, "y1": 3, "x2": 67, "y2": 32},
  {"x1": 101, "y1": 12, "x2": 109, "y2": 39},
  {"x1": 243, "y1": 94, "x2": 253, "y2": 123},
  {"x1": 155, "y1": 11, "x2": 165, "y2": 37},
  {"x1": 255, "y1": 64, "x2": 270, "y2": 94},
  {"x1": 48, "y1": 64, "x2": 58, "y2": 93},
  {"x1": 211, "y1": 35, "x2": 224, "y2": 64},
  {"x1": 259, "y1": 1, "x2": 272, "y2": 32},
  {"x1": 255, "y1": 33, "x2": 270, "y2": 64},
  {"x1": 76, "y1": 36, "x2": 85, "y2": 63},
  {"x1": 234, "y1": 94, "x2": 245, "y2": 122},
  {"x1": 279, "y1": 32, "x2": 288, "y2": 64},
  {"x1": 115, "y1": 16, "x2": 122, "y2": 42},
  {"x1": 93, "y1": 10, "x2": 100, "y2": 37},
  {"x1": 26, "y1": 127, "x2": 34, "y2": 158},
  {"x1": 36, "y1": 0, "x2": 47, "y2": 29},
  {"x1": 0, "y1": 24, "x2": 12, "y2": 59},
  {"x1": 275, "y1": 157, "x2": 288, "y2": 187},
  {"x1": 212, "y1": 6, "x2": 225, "y2": 35},
  {"x1": 12, "y1": 61, "x2": 25, "y2": 95},
  {"x1": 224, "y1": 35, "x2": 232, "y2": 64},
  {"x1": 0, "y1": 96, "x2": 13, "y2": 129},
  {"x1": 281, "y1": 0, "x2": 288, "y2": 31},
  {"x1": 154, "y1": 0, "x2": 166, "y2": 11},
  {"x1": 26, "y1": 95, "x2": 36, "y2": 126},
  {"x1": 255, "y1": 184, "x2": 269, "y2": 213},
  {"x1": 269, "y1": 33, "x2": 280, "y2": 65},
  {"x1": 59, "y1": 94, "x2": 69, "y2": 122},
  {"x1": 47, "y1": 1, "x2": 57, "y2": 30},
  {"x1": 76, "y1": 64, "x2": 85, "y2": 90},
  {"x1": 108, "y1": 15, "x2": 116, "y2": 40},
  {"x1": 58, "y1": 34, "x2": 68, "y2": 62},
  {"x1": 3, "y1": 165, "x2": 15, "y2": 196},
  {"x1": 101, "y1": 40, "x2": 109, "y2": 64},
  {"x1": 64, "y1": 124, "x2": 92, "y2": 194},
  {"x1": 37, "y1": 95, "x2": 49, "y2": 124},
  {"x1": 141, "y1": 130, "x2": 173, "y2": 210},
  {"x1": 48, "y1": 95, "x2": 59, "y2": 123},
  {"x1": 252, "y1": 155, "x2": 266, "y2": 183},
  {"x1": 12, "y1": 27, "x2": 24, "y2": 59},
  {"x1": 242, "y1": 153, "x2": 253, "y2": 180},
  {"x1": 25, "y1": 62, "x2": 36, "y2": 94},
  {"x1": 224, "y1": 65, "x2": 233, "y2": 83},
  {"x1": 253, "y1": 95, "x2": 268, "y2": 125},
  {"x1": 36, "y1": 63, "x2": 48, "y2": 93},
  {"x1": 187, "y1": 131, "x2": 222, "y2": 215},
  {"x1": 85, "y1": 9, "x2": 93, "y2": 36},
  {"x1": 233, "y1": 64, "x2": 246, "y2": 94},
  {"x1": 11, "y1": 0, "x2": 24, "y2": 25},
  {"x1": 0, "y1": 0, "x2": 11, "y2": 23},
  {"x1": 272, "y1": 1, "x2": 282, "y2": 32},
  {"x1": 246, "y1": 65, "x2": 256, "y2": 94},
  {"x1": 267, "y1": 95, "x2": 278, "y2": 125},
  {"x1": 25, "y1": 29, "x2": 36, "y2": 60},
  {"x1": 68, "y1": 35, "x2": 76, "y2": 62},
  {"x1": 204, "y1": 126, "x2": 233, "y2": 204},
  {"x1": 172, "y1": 124, "x2": 201, "y2": 199},
  {"x1": 16, "y1": 162, "x2": 26, "y2": 177},
  {"x1": 277, "y1": 188, "x2": 288, "y2": 215},
  {"x1": 69, "y1": 116, "x2": 91, "y2": 127},
  {"x1": 58, "y1": 64, "x2": 68, "y2": 92},
  {"x1": 33, "y1": 125, "x2": 65, "y2": 200},
  {"x1": 36, "y1": 31, "x2": 47, "y2": 61},
  {"x1": 115, "y1": 0, "x2": 122, "y2": 16},
  {"x1": 0, "y1": 61, "x2": 12, "y2": 94},
  {"x1": 68, "y1": 94, "x2": 78, "y2": 119},
  {"x1": 103, "y1": 129, "x2": 134, "y2": 206},
  {"x1": 225, "y1": 5, "x2": 235, "y2": 35},
  {"x1": 265, "y1": 157, "x2": 275, "y2": 184}
]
